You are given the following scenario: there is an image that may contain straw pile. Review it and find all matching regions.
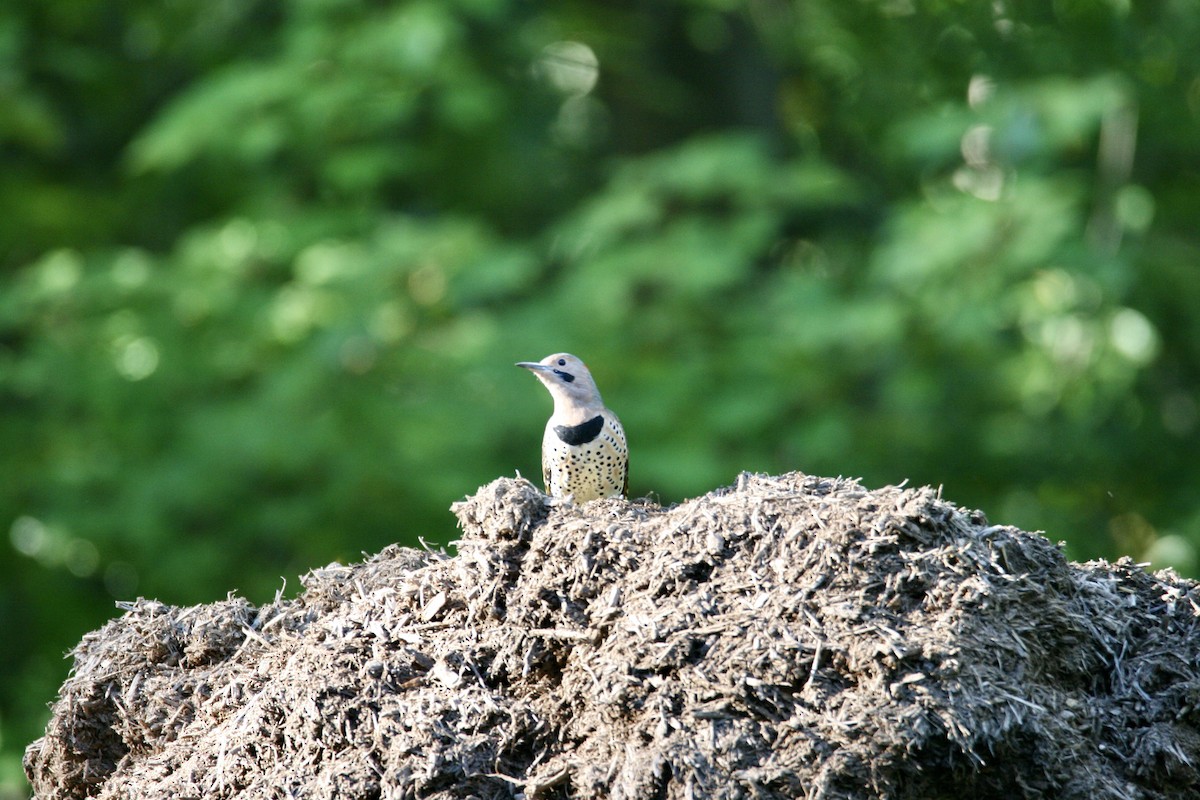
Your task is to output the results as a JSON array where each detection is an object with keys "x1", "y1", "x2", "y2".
[{"x1": 24, "y1": 473, "x2": 1200, "y2": 799}]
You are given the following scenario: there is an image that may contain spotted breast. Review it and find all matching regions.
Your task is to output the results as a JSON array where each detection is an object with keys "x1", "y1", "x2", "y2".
[{"x1": 541, "y1": 412, "x2": 628, "y2": 502}]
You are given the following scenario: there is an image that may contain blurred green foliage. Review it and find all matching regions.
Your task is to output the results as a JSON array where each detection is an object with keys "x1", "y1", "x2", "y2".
[{"x1": 4, "y1": 0, "x2": 1200, "y2": 793}]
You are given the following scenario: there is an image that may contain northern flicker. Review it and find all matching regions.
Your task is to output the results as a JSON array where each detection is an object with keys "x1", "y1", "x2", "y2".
[{"x1": 516, "y1": 353, "x2": 628, "y2": 502}]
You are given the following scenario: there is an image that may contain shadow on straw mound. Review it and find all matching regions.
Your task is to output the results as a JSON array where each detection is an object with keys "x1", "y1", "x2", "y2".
[{"x1": 25, "y1": 473, "x2": 1200, "y2": 799}]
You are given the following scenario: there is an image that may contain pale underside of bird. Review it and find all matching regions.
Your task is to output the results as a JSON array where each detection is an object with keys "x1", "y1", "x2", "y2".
[{"x1": 516, "y1": 353, "x2": 628, "y2": 503}]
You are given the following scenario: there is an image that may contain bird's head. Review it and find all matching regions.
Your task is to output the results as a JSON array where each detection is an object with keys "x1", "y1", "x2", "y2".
[{"x1": 516, "y1": 353, "x2": 604, "y2": 414}]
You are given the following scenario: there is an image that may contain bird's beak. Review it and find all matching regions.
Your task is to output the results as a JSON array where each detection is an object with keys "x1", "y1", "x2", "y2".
[{"x1": 516, "y1": 361, "x2": 552, "y2": 372}]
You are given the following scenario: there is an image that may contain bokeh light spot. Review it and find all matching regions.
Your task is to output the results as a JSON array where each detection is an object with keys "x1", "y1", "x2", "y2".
[
  {"x1": 115, "y1": 337, "x2": 161, "y2": 381},
  {"x1": 65, "y1": 539, "x2": 100, "y2": 578},
  {"x1": 537, "y1": 41, "x2": 599, "y2": 97},
  {"x1": 10, "y1": 516, "x2": 47, "y2": 557},
  {"x1": 1110, "y1": 307, "x2": 1157, "y2": 364}
]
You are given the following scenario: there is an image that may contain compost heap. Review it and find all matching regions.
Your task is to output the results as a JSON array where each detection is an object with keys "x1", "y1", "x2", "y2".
[{"x1": 24, "y1": 473, "x2": 1200, "y2": 799}]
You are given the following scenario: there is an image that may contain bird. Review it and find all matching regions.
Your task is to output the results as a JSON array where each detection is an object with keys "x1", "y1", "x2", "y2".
[{"x1": 516, "y1": 353, "x2": 628, "y2": 503}]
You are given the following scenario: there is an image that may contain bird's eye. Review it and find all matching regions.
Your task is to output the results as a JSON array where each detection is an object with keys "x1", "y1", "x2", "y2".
[{"x1": 557, "y1": 358, "x2": 566, "y2": 366}]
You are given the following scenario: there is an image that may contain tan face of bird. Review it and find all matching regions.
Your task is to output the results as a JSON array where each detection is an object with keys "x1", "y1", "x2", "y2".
[{"x1": 515, "y1": 353, "x2": 605, "y2": 420}]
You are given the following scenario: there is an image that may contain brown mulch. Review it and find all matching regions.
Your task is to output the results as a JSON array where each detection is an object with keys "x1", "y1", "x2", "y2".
[{"x1": 24, "y1": 472, "x2": 1200, "y2": 799}]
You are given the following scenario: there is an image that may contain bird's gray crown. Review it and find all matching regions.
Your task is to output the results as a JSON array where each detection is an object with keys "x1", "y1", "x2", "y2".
[{"x1": 516, "y1": 352, "x2": 605, "y2": 420}]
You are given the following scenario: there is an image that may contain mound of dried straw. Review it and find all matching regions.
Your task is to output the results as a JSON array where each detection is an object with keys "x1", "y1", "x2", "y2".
[{"x1": 25, "y1": 473, "x2": 1200, "y2": 799}]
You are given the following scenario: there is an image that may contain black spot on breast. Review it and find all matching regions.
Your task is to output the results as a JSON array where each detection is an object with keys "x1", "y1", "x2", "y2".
[{"x1": 555, "y1": 415, "x2": 605, "y2": 446}]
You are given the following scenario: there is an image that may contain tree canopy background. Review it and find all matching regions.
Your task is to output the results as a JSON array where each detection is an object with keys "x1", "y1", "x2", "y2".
[{"x1": 3, "y1": 0, "x2": 1198, "y2": 794}]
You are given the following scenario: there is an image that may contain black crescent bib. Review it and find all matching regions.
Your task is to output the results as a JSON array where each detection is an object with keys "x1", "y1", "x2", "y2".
[{"x1": 554, "y1": 414, "x2": 605, "y2": 446}]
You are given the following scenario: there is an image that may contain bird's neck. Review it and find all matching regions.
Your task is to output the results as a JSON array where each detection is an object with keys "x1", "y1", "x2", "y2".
[{"x1": 550, "y1": 399, "x2": 604, "y2": 426}]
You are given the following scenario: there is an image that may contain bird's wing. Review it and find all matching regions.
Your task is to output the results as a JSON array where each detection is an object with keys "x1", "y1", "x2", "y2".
[{"x1": 622, "y1": 455, "x2": 629, "y2": 498}]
